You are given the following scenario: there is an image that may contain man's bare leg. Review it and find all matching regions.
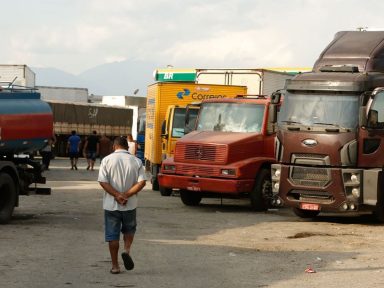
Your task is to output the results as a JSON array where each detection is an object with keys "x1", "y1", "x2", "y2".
[
  {"x1": 121, "y1": 234, "x2": 135, "y2": 270},
  {"x1": 109, "y1": 240, "x2": 120, "y2": 271},
  {"x1": 123, "y1": 233, "x2": 134, "y2": 254}
]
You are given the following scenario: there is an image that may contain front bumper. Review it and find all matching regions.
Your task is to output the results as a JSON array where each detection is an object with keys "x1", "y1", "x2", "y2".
[
  {"x1": 158, "y1": 173, "x2": 255, "y2": 194},
  {"x1": 272, "y1": 163, "x2": 366, "y2": 212}
]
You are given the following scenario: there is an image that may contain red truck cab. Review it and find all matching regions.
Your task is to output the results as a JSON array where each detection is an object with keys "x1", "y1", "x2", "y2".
[{"x1": 158, "y1": 95, "x2": 280, "y2": 210}]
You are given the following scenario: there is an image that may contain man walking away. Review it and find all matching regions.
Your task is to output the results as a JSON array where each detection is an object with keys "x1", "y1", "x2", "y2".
[
  {"x1": 99, "y1": 134, "x2": 112, "y2": 162},
  {"x1": 83, "y1": 130, "x2": 100, "y2": 171},
  {"x1": 98, "y1": 136, "x2": 147, "y2": 274},
  {"x1": 67, "y1": 130, "x2": 81, "y2": 170},
  {"x1": 40, "y1": 134, "x2": 56, "y2": 170},
  {"x1": 127, "y1": 133, "x2": 137, "y2": 156}
]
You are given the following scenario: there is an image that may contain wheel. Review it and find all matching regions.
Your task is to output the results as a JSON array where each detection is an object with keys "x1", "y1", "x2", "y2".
[
  {"x1": 293, "y1": 207, "x2": 320, "y2": 218},
  {"x1": 0, "y1": 173, "x2": 17, "y2": 224},
  {"x1": 160, "y1": 186, "x2": 172, "y2": 196},
  {"x1": 180, "y1": 190, "x2": 202, "y2": 206},
  {"x1": 374, "y1": 170, "x2": 384, "y2": 222},
  {"x1": 250, "y1": 168, "x2": 272, "y2": 211},
  {"x1": 152, "y1": 177, "x2": 159, "y2": 191}
]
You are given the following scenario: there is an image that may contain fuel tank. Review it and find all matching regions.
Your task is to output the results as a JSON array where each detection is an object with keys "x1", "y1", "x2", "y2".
[{"x1": 0, "y1": 90, "x2": 53, "y2": 154}]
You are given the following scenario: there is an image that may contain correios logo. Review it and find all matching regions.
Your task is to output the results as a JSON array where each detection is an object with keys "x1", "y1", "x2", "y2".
[
  {"x1": 177, "y1": 89, "x2": 190, "y2": 99},
  {"x1": 177, "y1": 87, "x2": 227, "y2": 100}
]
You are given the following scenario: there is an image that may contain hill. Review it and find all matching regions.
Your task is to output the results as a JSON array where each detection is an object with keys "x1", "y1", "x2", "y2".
[{"x1": 33, "y1": 59, "x2": 159, "y2": 96}]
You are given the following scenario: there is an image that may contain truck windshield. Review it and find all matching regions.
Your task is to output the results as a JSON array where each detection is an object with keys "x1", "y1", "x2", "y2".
[
  {"x1": 278, "y1": 92, "x2": 359, "y2": 129},
  {"x1": 196, "y1": 103, "x2": 264, "y2": 133},
  {"x1": 172, "y1": 108, "x2": 199, "y2": 138}
]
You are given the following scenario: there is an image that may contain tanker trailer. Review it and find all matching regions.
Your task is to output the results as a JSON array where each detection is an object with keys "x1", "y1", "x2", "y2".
[{"x1": 0, "y1": 86, "x2": 53, "y2": 224}]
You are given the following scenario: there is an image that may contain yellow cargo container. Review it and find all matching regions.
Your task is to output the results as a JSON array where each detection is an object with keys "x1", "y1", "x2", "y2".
[{"x1": 145, "y1": 82, "x2": 247, "y2": 190}]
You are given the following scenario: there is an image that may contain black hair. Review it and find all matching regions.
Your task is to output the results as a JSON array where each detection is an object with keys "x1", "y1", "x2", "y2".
[{"x1": 113, "y1": 136, "x2": 128, "y2": 149}]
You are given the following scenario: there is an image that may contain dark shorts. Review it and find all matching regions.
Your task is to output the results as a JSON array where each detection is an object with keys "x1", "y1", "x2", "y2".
[
  {"x1": 104, "y1": 209, "x2": 137, "y2": 241},
  {"x1": 86, "y1": 151, "x2": 97, "y2": 161},
  {"x1": 69, "y1": 151, "x2": 79, "y2": 160}
]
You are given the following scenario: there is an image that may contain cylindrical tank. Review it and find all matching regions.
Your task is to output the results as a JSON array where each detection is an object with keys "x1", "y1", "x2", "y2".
[{"x1": 0, "y1": 90, "x2": 53, "y2": 154}]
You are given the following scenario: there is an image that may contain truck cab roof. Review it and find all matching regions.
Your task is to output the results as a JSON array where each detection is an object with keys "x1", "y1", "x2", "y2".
[
  {"x1": 201, "y1": 95, "x2": 271, "y2": 105},
  {"x1": 313, "y1": 31, "x2": 384, "y2": 73}
]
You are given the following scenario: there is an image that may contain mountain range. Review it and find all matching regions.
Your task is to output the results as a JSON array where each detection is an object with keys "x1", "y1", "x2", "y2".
[{"x1": 33, "y1": 59, "x2": 160, "y2": 97}]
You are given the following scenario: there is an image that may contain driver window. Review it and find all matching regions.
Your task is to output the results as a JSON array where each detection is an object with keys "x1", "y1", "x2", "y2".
[{"x1": 369, "y1": 92, "x2": 384, "y2": 129}]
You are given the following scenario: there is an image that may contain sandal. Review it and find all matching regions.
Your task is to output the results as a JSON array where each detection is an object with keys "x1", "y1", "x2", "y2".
[
  {"x1": 110, "y1": 268, "x2": 120, "y2": 274},
  {"x1": 121, "y1": 252, "x2": 134, "y2": 270}
]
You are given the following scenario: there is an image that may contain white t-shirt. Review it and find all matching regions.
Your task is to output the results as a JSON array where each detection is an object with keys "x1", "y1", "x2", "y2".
[
  {"x1": 98, "y1": 149, "x2": 147, "y2": 211},
  {"x1": 128, "y1": 141, "x2": 136, "y2": 155}
]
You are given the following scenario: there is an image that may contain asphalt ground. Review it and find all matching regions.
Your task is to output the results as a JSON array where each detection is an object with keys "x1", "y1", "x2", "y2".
[{"x1": 1, "y1": 158, "x2": 384, "y2": 288}]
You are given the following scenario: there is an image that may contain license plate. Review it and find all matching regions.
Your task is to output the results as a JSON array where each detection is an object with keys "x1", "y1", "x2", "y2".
[
  {"x1": 300, "y1": 203, "x2": 320, "y2": 211},
  {"x1": 187, "y1": 186, "x2": 201, "y2": 191}
]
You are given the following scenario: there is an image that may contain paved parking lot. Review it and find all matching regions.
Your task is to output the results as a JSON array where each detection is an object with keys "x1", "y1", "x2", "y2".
[{"x1": 1, "y1": 158, "x2": 384, "y2": 288}]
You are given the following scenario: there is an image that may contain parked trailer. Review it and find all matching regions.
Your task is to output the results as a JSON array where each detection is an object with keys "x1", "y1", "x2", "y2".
[
  {"x1": 0, "y1": 64, "x2": 35, "y2": 88},
  {"x1": 0, "y1": 87, "x2": 52, "y2": 224},
  {"x1": 196, "y1": 68, "x2": 299, "y2": 96},
  {"x1": 45, "y1": 101, "x2": 133, "y2": 156},
  {"x1": 36, "y1": 86, "x2": 89, "y2": 103}
]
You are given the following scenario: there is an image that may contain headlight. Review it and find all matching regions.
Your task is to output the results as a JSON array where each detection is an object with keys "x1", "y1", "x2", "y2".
[
  {"x1": 274, "y1": 182, "x2": 280, "y2": 191},
  {"x1": 221, "y1": 169, "x2": 236, "y2": 176},
  {"x1": 274, "y1": 169, "x2": 281, "y2": 178},
  {"x1": 351, "y1": 188, "x2": 360, "y2": 198},
  {"x1": 163, "y1": 165, "x2": 176, "y2": 171},
  {"x1": 351, "y1": 174, "x2": 358, "y2": 183}
]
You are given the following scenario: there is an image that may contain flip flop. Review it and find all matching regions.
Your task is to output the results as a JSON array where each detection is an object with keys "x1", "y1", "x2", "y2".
[
  {"x1": 121, "y1": 252, "x2": 134, "y2": 270},
  {"x1": 110, "y1": 268, "x2": 120, "y2": 274}
]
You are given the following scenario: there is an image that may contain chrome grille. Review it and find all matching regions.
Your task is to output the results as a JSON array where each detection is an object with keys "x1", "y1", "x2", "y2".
[{"x1": 175, "y1": 143, "x2": 227, "y2": 164}]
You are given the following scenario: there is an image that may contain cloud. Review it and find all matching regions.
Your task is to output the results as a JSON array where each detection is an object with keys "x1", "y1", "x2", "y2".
[
  {"x1": 161, "y1": 28, "x2": 295, "y2": 68},
  {"x1": 2, "y1": 0, "x2": 384, "y2": 75}
]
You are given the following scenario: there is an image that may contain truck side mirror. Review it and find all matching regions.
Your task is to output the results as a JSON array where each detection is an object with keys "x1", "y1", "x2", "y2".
[
  {"x1": 367, "y1": 109, "x2": 380, "y2": 129},
  {"x1": 271, "y1": 91, "x2": 282, "y2": 104},
  {"x1": 161, "y1": 120, "x2": 168, "y2": 138},
  {"x1": 267, "y1": 104, "x2": 278, "y2": 134}
]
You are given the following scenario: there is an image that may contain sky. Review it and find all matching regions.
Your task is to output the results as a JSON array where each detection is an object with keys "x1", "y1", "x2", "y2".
[{"x1": 1, "y1": 0, "x2": 384, "y2": 75}]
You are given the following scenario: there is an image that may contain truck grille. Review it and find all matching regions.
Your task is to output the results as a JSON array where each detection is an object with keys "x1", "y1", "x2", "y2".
[
  {"x1": 291, "y1": 166, "x2": 330, "y2": 187},
  {"x1": 290, "y1": 154, "x2": 331, "y2": 187},
  {"x1": 287, "y1": 189, "x2": 334, "y2": 204},
  {"x1": 175, "y1": 143, "x2": 227, "y2": 164},
  {"x1": 176, "y1": 164, "x2": 219, "y2": 176}
]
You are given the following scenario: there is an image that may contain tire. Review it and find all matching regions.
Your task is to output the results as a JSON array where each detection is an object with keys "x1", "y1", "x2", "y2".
[
  {"x1": 160, "y1": 186, "x2": 172, "y2": 196},
  {"x1": 152, "y1": 177, "x2": 159, "y2": 191},
  {"x1": 0, "y1": 173, "x2": 17, "y2": 224},
  {"x1": 250, "y1": 168, "x2": 272, "y2": 211},
  {"x1": 374, "y1": 169, "x2": 384, "y2": 222},
  {"x1": 180, "y1": 189, "x2": 202, "y2": 206},
  {"x1": 293, "y1": 207, "x2": 320, "y2": 218}
]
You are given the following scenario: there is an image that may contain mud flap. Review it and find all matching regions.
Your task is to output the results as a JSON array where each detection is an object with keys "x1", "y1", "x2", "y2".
[
  {"x1": 29, "y1": 187, "x2": 51, "y2": 195},
  {"x1": 374, "y1": 168, "x2": 384, "y2": 222}
]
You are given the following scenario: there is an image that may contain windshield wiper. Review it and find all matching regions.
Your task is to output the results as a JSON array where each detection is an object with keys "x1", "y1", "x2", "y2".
[
  {"x1": 313, "y1": 122, "x2": 351, "y2": 132},
  {"x1": 313, "y1": 122, "x2": 338, "y2": 126},
  {"x1": 280, "y1": 120, "x2": 302, "y2": 125}
]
